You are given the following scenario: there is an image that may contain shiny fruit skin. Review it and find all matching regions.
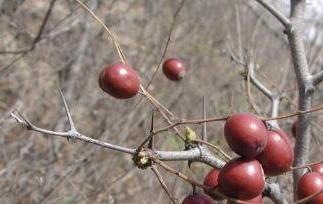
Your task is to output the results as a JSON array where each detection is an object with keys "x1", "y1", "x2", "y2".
[
  {"x1": 182, "y1": 193, "x2": 215, "y2": 204},
  {"x1": 311, "y1": 163, "x2": 323, "y2": 176},
  {"x1": 297, "y1": 172, "x2": 323, "y2": 204},
  {"x1": 218, "y1": 158, "x2": 265, "y2": 200},
  {"x1": 226, "y1": 194, "x2": 263, "y2": 204},
  {"x1": 224, "y1": 114, "x2": 268, "y2": 158},
  {"x1": 256, "y1": 129, "x2": 294, "y2": 176},
  {"x1": 162, "y1": 58, "x2": 186, "y2": 81},
  {"x1": 99, "y1": 63, "x2": 140, "y2": 99},
  {"x1": 203, "y1": 169, "x2": 223, "y2": 201},
  {"x1": 291, "y1": 120, "x2": 299, "y2": 138}
]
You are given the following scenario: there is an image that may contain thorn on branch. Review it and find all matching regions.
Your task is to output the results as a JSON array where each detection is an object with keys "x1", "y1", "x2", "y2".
[
  {"x1": 187, "y1": 160, "x2": 193, "y2": 169},
  {"x1": 59, "y1": 88, "x2": 76, "y2": 131},
  {"x1": 201, "y1": 96, "x2": 207, "y2": 141},
  {"x1": 58, "y1": 88, "x2": 78, "y2": 141},
  {"x1": 148, "y1": 110, "x2": 155, "y2": 149}
]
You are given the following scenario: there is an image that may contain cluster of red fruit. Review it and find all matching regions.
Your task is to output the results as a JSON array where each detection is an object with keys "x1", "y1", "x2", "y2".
[
  {"x1": 183, "y1": 115, "x2": 323, "y2": 204},
  {"x1": 97, "y1": 60, "x2": 322, "y2": 203},
  {"x1": 183, "y1": 114, "x2": 293, "y2": 203},
  {"x1": 98, "y1": 58, "x2": 186, "y2": 99}
]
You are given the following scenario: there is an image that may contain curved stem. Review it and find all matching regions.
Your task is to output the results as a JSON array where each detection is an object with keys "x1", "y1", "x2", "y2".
[{"x1": 255, "y1": 0, "x2": 291, "y2": 28}]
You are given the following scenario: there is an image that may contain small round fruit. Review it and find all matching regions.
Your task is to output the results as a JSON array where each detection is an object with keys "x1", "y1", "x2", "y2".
[
  {"x1": 297, "y1": 172, "x2": 323, "y2": 204},
  {"x1": 182, "y1": 193, "x2": 215, "y2": 204},
  {"x1": 162, "y1": 58, "x2": 186, "y2": 81},
  {"x1": 256, "y1": 129, "x2": 294, "y2": 176},
  {"x1": 99, "y1": 63, "x2": 140, "y2": 99},
  {"x1": 224, "y1": 114, "x2": 268, "y2": 158},
  {"x1": 226, "y1": 194, "x2": 263, "y2": 204},
  {"x1": 291, "y1": 120, "x2": 299, "y2": 138},
  {"x1": 218, "y1": 158, "x2": 265, "y2": 200},
  {"x1": 203, "y1": 168, "x2": 223, "y2": 200},
  {"x1": 311, "y1": 163, "x2": 323, "y2": 176}
]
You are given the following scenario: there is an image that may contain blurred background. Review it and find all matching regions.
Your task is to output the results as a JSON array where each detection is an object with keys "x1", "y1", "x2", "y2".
[{"x1": 0, "y1": 0, "x2": 323, "y2": 203}]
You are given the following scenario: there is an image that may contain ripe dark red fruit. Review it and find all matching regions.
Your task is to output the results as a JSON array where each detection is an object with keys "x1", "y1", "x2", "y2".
[
  {"x1": 224, "y1": 114, "x2": 268, "y2": 158},
  {"x1": 182, "y1": 193, "x2": 215, "y2": 204},
  {"x1": 256, "y1": 129, "x2": 294, "y2": 176},
  {"x1": 203, "y1": 168, "x2": 223, "y2": 200},
  {"x1": 218, "y1": 158, "x2": 265, "y2": 200},
  {"x1": 311, "y1": 163, "x2": 323, "y2": 176},
  {"x1": 98, "y1": 63, "x2": 140, "y2": 99},
  {"x1": 297, "y1": 172, "x2": 323, "y2": 204},
  {"x1": 291, "y1": 120, "x2": 299, "y2": 138},
  {"x1": 162, "y1": 58, "x2": 186, "y2": 81},
  {"x1": 226, "y1": 194, "x2": 263, "y2": 204}
]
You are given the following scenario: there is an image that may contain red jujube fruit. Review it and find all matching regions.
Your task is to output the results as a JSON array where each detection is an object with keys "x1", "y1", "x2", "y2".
[
  {"x1": 224, "y1": 114, "x2": 268, "y2": 158},
  {"x1": 99, "y1": 63, "x2": 140, "y2": 99},
  {"x1": 256, "y1": 129, "x2": 294, "y2": 176},
  {"x1": 218, "y1": 158, "x2": 265, "y2": 200},
  {"x1": 297, "y1": 172, "x2": 323, "y2": 204},
  {"x1": 162, "y1": 58, "x2": 186, "y2": 81}
]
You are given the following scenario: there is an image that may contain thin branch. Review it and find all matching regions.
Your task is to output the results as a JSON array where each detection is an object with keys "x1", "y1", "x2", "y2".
[
  {"x1": 248, "y1": 62, "x2": 274, "y2": 99},
  {"x1": 74, "y1": 0, "x2": 127, "y2": 64},
  {"x1": 31, "y1": 0, "x2": 58, "y2": 48},
  {"x1": 230, "y1": 49, "x2": 275, "y2": 100},
  {"x1": 294, "y1": 189, "x2": 323, "y2": 204},
  {"x1": 246, "y1": 3, "x2": 288, "y2": 45},
  {"x1": 145, "y1": 0, "x2": 186, "y2": 90},
  {"x1": 254, "y1": 0, "x2": 291, "y2": 28},
  {"x1": 152, "y1": 116, "x2": 228, "y2": 135},
  {"x1": 140, "y1": 85, "x2": 185, "y2": 141},
  {"x1": 11, "y1": 110, "x2": 135, "y2": 154},
  {"x1": 269, "y1": 97, "x2": 280, "y2": 128},
  {"x1": 0, "y1": 0, "x2": 57, "y2": 54},
  {"x1": 245, "y1": 56, "x2": 262, "y2": 114},
  {"x1": 0, "y1": 52, "x2": 27, "y2": 74},
  {"x1": 312, "y1": 70, "x2": 323, "y2": 85},
  {"x1": 291, "y1": 161, "x2": 323, "y2": 171},
  {"x1": 140, "y1": 86, "x2": 175, "y2": 119},
  {"x1": 130, "y1": 1, "x2": 186, "y2": 142},
  {"x1": 10, "y1": 91, "x2": 225, "y2": 167},
  {"x1": 10, "y1": 110, "x2": 228, "y2": 165},
  {"x1": 229, "y1": 52, "x2": 246, "y2": 67},
  {"x1": 130, "y1": 0, "x2": 187, "y2": 120},
  {"x1": 151, "y1": 166, "x2": 178, "y2": 204}
]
